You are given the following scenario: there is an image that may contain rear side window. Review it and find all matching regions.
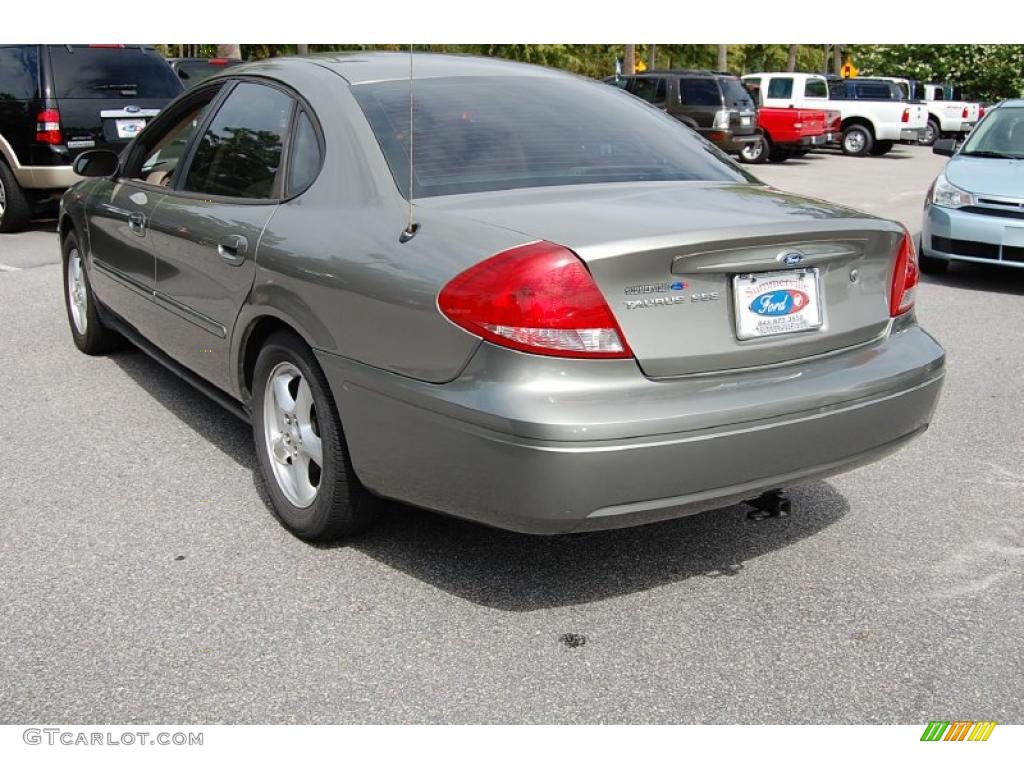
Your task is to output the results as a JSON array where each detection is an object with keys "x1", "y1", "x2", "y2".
[
  {"x1": 286, "y1": 111, "x2": 321, "y2": 196},
  {"x1": 767, "y1": 77, "x2": 793, "y2": 99},
  {"x1": 48, "y1": 46, "x2": 183, "y2": 99},
  {"x1": 184, "y1": 82, "x2": 294, "y2": 199},
  {"x1": 353, "y1": 75, "x2": 756, "y2": 198},
  {"x1": 719, "y1": 77, "x2": 753, "y2": 108},
  {"x1": 854, "y1": 82, "x2": 897, "y2": 100},
  {"x1": 630, "y1": 77, "x2": 666, "y2": 104},
  {"x1": 804, "y1": 79, "x2": 828, "y2": 98},
  {"x1": 0, "y1": 46, "x2": 39, "y2": 99},
  {"x1": 678, "y1": 78, "x2": 721, "y2": 106}
]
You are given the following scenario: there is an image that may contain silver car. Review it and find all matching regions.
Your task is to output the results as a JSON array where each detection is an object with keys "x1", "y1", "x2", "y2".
[
  {"x1": 922, "y1": 98, "x2": 1024, "y2": 272},
  {"x1": 60, "y1": 53, "x2": 945, "y2": 540}
]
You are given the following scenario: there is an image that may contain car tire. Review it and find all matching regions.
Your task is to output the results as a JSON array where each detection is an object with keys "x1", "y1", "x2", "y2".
[
  {"x1": 61, "y1": 231, "x2": 123, "y2": 354},
  {"x1": 921, "y1": 118, "x2": 941, "y2": 147},
  {"x1": 252, "y1": 330, "x2": 381, "y2": 541},
  {"x1": 0, "y1": 161, "x2": 32, "y2": 233},
  {"x1": 841, "y1": 125, "x2": 873, "y2": 156},
  {"x1": 737, "y1": 136, "x2": 769, "y2": 164},
  {"x1": 869, "y1": 140, "x2": 894, "y2": 156}
]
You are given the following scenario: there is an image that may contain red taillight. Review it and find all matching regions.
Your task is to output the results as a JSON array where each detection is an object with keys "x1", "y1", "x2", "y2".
[
  {"x1": 438, "y1": 241, "x2": 632, "y2": 359},
  {"x1": 962, "y1": 106, "x2": 969, "y2": 119},
  {"x1": 890, "y1": 229, "x2": 919, "y2": 317},
  {"x1": 208, "y1": 58, "x2": 229, "y2": 65},
  {"x1": 979, "y1": 106, "x2": 986, "y2": 118},
  {"x1": 35, "y1": 109, "x2": 62, "y2": 145},
  {"x1": 901, "y1": 108, "x2": 910, "y2": 123}
]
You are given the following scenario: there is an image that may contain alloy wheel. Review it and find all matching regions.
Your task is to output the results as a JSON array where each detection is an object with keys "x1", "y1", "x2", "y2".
[
  {"x1": 0, "y1": 176, "x2": 6, "y2": 220},
  {"x1": 262, "y1": 361, "x2": 323, "y2": 508},
  {"x1": 67, "y1": 248, "x2": 88, "y2": 335},
  {"x1": 740, "y1": 139, "x2": 764, "y2": 163},
  {"x1": 844, "y1": 130, "x2": 865, "y2": 154}
]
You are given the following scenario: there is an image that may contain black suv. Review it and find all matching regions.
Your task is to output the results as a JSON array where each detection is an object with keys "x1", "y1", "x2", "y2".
[
  {"x1": 606, "y1": 70, "x2": 759, "y2": 154},
  {"x1": 0, "y1": 45, "x2": 183, "y2": 232}
]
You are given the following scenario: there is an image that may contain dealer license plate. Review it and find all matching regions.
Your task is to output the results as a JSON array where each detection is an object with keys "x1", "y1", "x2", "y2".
[
  {"x1": 116, "y1": 118, "x2": 147, "y2": 139},
  {"x1": 733, "y1": 269, "x2": 822, "y2": 340}
]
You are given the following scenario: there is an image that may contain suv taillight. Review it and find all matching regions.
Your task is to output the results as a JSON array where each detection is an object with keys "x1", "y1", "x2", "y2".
[
  {"x1": 35, "y1": 109, "x2": 62, "y2": 145},
  {"x1": 712, "y1": 109, "x2": 731, "y2": 130},
  {"x1": 438, "y1": 241, "x2": 632, "y2": 359},
  {"x1": 890, "y1": 228, "x2": 919, "y2": 317},
  {"x1": 901, "y1": 108, "x2": 910, "y2": 123}
]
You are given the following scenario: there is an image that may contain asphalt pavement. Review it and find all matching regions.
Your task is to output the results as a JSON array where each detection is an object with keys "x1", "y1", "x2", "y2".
[{"x1": 1, "y1": 144, "x2": 1021, "y2": 724}]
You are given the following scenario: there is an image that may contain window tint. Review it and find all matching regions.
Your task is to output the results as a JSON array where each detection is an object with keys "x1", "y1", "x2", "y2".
[
  {"x1": 184, "y1": 82, "x2": 293, "y2": 199},
  {"x1": 48, "y1": 46, "x2": 182, "y2": 99},
  {"x1": 719, "y1": 77, "x2": 753, "y2": 108},
  {"x1": 631, "y1": 78, "x2": 666, "y2": 104},
  {"x1": 0, "y1": 46, "x2": 39, "y2": 99},
  {"x1": 286, "y1": 111, "x2": 321, "y2": 196},
  {"x1": 854, "y1": 81, "x2": 897, "y2": 100},
  {"x1": 133, "y1": 93, "x2": 219, "y2": 186},
  {"x1": 767, "y1": 77, "x2": 793, "y2": 99},
  {"x1": 353, "y1": 75, "x2": 756, "y2": 198},
  {"x1": 804, "y1": 78, "x2": 828, "y2": 98},
  {"x1": 678, "y1": 78, "x2": 721, "y2": 106}
]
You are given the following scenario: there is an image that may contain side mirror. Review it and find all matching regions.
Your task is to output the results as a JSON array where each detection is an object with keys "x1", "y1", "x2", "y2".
[
  {"x1": 73, "y1": 150, "x2": 120, "y2": 178},
  {"x1": 933, "y1": 138, "x2": 958, "y2": 157}
]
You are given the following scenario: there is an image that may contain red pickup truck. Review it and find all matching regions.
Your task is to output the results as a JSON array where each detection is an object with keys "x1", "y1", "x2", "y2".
[{"x1": 738, "y1": 106, "x2": 841, "y2": 163}]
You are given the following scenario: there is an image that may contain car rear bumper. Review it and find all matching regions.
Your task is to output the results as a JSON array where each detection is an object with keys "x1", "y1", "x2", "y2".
[
  {"x1": 701, "y1": 129, "x2": 760, "y2": 154},
  {"x1": 922, "y1": 203, "x2": 1024, "y2": 267},
  {"x1": 318, "y1": 322, "x2": 945, "y2": 534}
]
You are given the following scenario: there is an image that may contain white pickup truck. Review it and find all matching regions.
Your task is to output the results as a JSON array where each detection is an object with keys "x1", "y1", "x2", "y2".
[
  {"x1": 742, "y1": 72, "x2": 927, "y2": 156},
  {"x1": 870, "y1": 78, "x2": 980, "y2": 146}
]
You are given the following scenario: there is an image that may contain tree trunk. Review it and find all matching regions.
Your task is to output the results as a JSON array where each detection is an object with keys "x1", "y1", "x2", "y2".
[
  {"x1": 297, "y1": 44, "x2": 309, "y2": 56},
  {"x1": 717, "y1": 44, "x2": 728, "y2": 72},
  {"x1": 647, "y1": 44, "x2": 657, "y2": 71},
  {"x1": 624, "y1": 44, "x2": 635, "y2": 76},
  {"x1": 217, "y1": 44, "x2": 242, "y2": 60},
  {"x1": 833, "y1": 44, "x2": 843, "y2": 75},
  {"x1": 786, "y1": 44, "x2": 798, "y2": 72}
]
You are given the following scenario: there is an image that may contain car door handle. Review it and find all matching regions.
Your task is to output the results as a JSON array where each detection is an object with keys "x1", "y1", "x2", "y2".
[
  {"x1": 217, "y1": 235, "x2": 248, "y2": 266},
  {"x1": 128, "y1": 212, "x2": 146, "y2": 236}
]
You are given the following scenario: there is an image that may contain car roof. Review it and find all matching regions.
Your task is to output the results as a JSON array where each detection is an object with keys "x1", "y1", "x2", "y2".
[
  {"x1": 995, "y1": 98, "x2": 1024, "y2": 108},
  {"x1": 266, "y1": 51, "x2": 567, "y2": 85}
]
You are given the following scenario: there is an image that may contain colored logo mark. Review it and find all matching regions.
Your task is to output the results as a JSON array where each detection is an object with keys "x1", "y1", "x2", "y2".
[
  {"x1": 749, "y1": 289, "x2": 809, "y2": 317},
  {"x1": 920, "y1": 721, "x2": 997, "y2": 742}
]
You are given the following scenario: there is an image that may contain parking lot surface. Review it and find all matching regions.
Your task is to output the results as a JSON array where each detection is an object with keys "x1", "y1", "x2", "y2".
[{"x1": 1, "y1": 144, "x2": 1021, "y2": 724}]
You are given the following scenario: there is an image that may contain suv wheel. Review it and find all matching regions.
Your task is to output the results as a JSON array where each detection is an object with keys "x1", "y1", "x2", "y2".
[
  {"x1": 841, "y1": 125, "x2": 873, "y2": 156},
  {"x1": 62, "y1": 231, "x2": 122, "y2": 354},
  {"x1": 252, "y1": 331, "x2": 381, "y2": 541},
  {"x1": 737, "y1": 136, "x2": 768, "y2": 164},
  {"x1": 0, "y1": 162, "x2": 32, "y2": 233}
]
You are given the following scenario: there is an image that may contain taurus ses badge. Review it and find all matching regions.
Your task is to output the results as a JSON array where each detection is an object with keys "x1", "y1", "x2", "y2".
[{"x1": 778, "y1": 250, "x2": 805, "y2": 267}]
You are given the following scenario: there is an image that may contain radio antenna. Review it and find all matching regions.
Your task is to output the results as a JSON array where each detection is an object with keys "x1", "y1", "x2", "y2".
[{"x1": 400, "y1": 43, "x2": 419, "y2": 243}]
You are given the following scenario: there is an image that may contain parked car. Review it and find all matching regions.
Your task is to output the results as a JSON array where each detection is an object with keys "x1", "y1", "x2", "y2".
[
  {"x1": 605, "y1": 69, "x2": 760, "y2": 155},
  {"x1": 869, "y1": 77, "x2": 979, "y2": 146},
  {"x1": 738, "y1": 78, "x2": 840, "y2": 163},
  {"x1": 920, "y1": 99, "x2": 1024, "y2": 273},
  {"x1": 0, "y1": 44, "x2": 183, "y2": 232},
  {"x1": 167, "y1": 57, "x2": 243, "y2": 89},
  {"x1": 742, "y1": 72, "x2": 927, "y2": 156},
  {"x1": 61, "y1": 53, "x2": 945, "y2": 540}
]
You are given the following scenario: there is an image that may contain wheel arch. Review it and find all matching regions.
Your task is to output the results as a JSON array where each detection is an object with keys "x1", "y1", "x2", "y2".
[
  {"x1": 840, "y1": 116, "x2": 875, "y2": 137},
  {"x1": 234, "y1": 310, "x2": 321, "y2": 406}
]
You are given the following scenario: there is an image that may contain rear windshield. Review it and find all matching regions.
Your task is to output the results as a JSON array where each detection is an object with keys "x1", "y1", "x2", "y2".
[
  {"x1": 719, "y1": 77, "x2": 754, "y2": 108},
  {"x1": 174, "y1": 60, "x2": 238, "y2": 84},
  {"x1": 49, "y1": 46, "x2": 183, "y2": 99},
  {"x1": 353, "y1": 75, "x2": 755, "y2": 198}
]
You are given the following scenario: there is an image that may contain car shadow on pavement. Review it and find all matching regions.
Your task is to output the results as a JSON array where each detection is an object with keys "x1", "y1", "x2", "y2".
[
  {"x1": 108, "y1": 345, "x2": 849, "y2": 612},
  {"x1": 350, "y1": 482, "x2": 848, "y2": 611},
  {"x1": 920, "y1": 261, "x2": 1024, "y2": 296}
]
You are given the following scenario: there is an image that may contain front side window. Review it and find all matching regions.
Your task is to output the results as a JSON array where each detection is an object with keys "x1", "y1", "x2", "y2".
[
  {"x1": 353, "y1": 75, "x2": 756, "y2": 198},
  {"x1": 0, "y1": 45, "x2": 39, "y2": 99},
  {"x1": 767, "y1": 77, "x2": 793, "y2": 99},
  {"x1": 804, "y1": 79, "x2": 828, "y2": 98},
  {"x1": 184, "y1": 82, "x2": 294, "y2": 199},
  {"x1": 132, "y1": 91, "x2": 220, "y2": 187}
]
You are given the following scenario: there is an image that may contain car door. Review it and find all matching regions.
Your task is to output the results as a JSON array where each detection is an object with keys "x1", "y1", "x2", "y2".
[
  {"x1": 86, "y1": 82, "x2": 223, "y2": 343},
  {"x1": 148, "y1": 80, "x2": 295, "y2": 392}
]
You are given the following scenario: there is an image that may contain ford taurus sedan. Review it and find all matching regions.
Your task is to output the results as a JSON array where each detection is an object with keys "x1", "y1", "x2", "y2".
[
  {"x1": 59, "y1": 53, "x2": 946, "y2": 540},
  {"x1": 922, "y1": 98, "x2": 1024, "y2": 273}
]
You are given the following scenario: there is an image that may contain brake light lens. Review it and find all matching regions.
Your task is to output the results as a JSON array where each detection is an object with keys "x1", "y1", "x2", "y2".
[
  {"x1": 962, "y1": 106, "x2": 969, "y2": 118},
  {"x1": 890, "y1": 228, "x2": 919, "y2": 317},
  {"x1": 901, "y1": 108, "x2": 910, "y2": 123},
  {"x1": 438, "y1": 241, "x2": 632, "y2": 359},
  {"x1": 35, "y1": 109, "x2": 62, "y2": 144},
  {"x1": 208, "y1": 58, "x2": 229, "y2": 65}
]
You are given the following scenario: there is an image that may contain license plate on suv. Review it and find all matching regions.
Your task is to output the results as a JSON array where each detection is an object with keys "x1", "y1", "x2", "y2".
[
  {"x1": 115, "y1": 118, "x2": 147, "y2": 139},
  {"x1": 733, "y1": 269, "x2": 822, "y2": 340}
]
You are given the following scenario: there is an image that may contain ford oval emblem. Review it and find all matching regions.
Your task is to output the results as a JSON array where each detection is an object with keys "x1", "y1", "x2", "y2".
[
  {"x1": 750, "y1": 289, "x2": 809, "y2": 317},
  {"x1": 125, "y1": 105, "x2": 141, "y2": 114},
  {"x1": 779, "y1": 250, "x2": 804, "y2": 266}
]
